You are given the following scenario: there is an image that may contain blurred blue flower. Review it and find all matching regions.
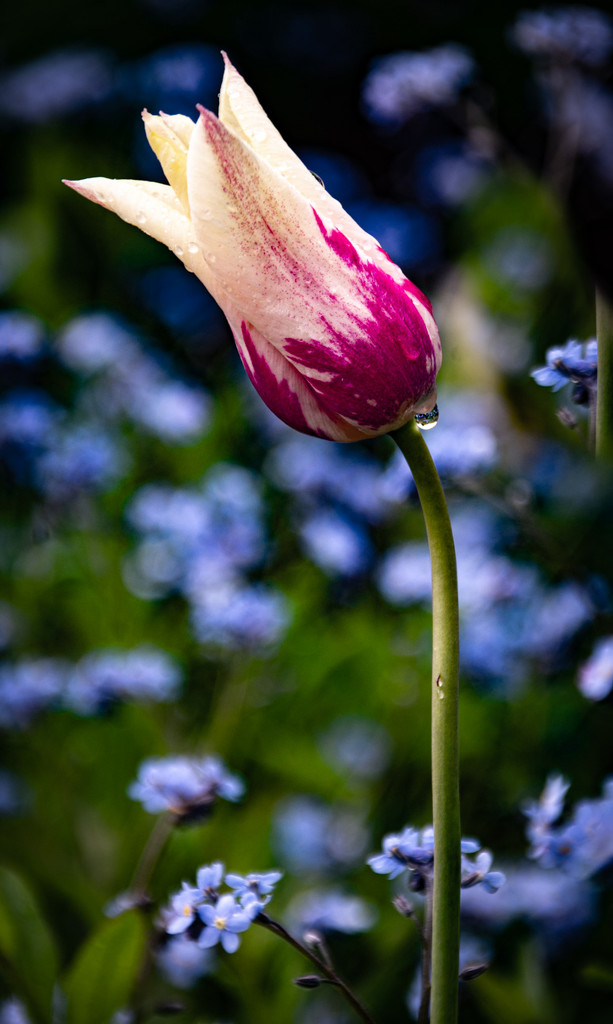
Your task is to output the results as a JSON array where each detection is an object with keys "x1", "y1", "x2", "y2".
[
  {"x1": 132, "y1": 379, "x2": 211, "y2": 445},
  {"x1": 415, "y1": 142, "x2": 491, "y2": 207},
  {"x1": 189, "y1": 582, "x2": 290, "y2": 654},
  {"x1": 0, "y1": 312, "x2": 45, "y2": 362},
  {"x1": 578, "y1": 636, "x2": 613, "y2": 700},
  {"x1": 197, "y1": 894, "x2": 252, "y2": 953},
  {"x1": 524, "y1": 774, "x2": 570, "y2": 857},
  {"x1": 318, "y1": 716, "x2": 391, "y2": 781},
  {"x1": 66, "y1": 645, "x2": 182, "y2": 714},
  {"x1": 37, "y1": 425, "x2": 127, "y2": 499},
  {"x1": 0, "y1": 998, "x2": 33, "y2": 1024},
  {"x1": 225, "y1": 869, "x2": 283, "y2": 912},
  {"x1": 57, "y1": 311, "x2": 213, "y2": 442},
  {"x1": 266, "y1": 434, "x2": 387, "y2": 523},
  {"x1": 0, "y1": 657, "x2": 68, "y2": 728},
  {"x1": 531, "y1": 339, "x2": 597, "y2": 392},
  {"x1": 0, "y1": 48, "x2": 114, "y2": 122},
  {"x1": 288, "y1": 889, "x2": 377, "y2": 934},
  {"x1": 273, "y1": 796, "x2": 369, "y2": 873},
  {"x1": 125, "y1": 465, "x2": 266, "y2": 604},
  {"x1": 0, "y1": 390, "x2": 61, "y2": 449},
  {"x1": 376, "y1": 543, "x2": 433, "y2": 607},
  {"x1": 511, "y1": 7, "x2": 613, "y2": 66},
  {"x1": 527, "y1": 777, "x2": 613, "y2": 879},
  {"x1": 461, "y1": 863, "x2": 597, "y2": 948},
  {"x1": 362, "y1": 45, "x2": 474, "y2": 125},
  {"x1": 128, "y1": 754, "x2": 244, "y2": 819},
  {"x1": 299, "y1": 508, "x2": 372, "y2": 577},
  {"x1": 57, "y1": 313, "x2": 139, "y2": 374},
  {"x1": 156, "y1": 933, "x2": 213, "y2": 989}
]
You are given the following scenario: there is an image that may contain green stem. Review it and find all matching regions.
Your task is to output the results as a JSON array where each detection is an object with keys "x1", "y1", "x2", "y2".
[
  {"x1": 255, "y1": 914, "x2": 377, "y2": 1024},
  {"x1": 393, "y1": 421, "x2": 461, "y2": 1024},
  {"x1": 596, "y1": 289, "x2": 613, "y2": 461}
]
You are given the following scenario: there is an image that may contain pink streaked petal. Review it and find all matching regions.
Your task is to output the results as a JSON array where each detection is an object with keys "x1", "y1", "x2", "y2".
[
  {"x1": 187, "y1": 108, "x2": 438, "y2": 372},
  {"x1": 187, "y1": 110, "x2": 440, "y2": 430},
  {"x1": 234, "y1": 320, "x2": 363, "y2": 442},
  {"x1": 217, "y1": 54, "x2": 430, "y2": 303}
]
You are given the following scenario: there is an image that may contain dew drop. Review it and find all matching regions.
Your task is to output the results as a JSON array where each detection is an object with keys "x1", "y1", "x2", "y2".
[
  {"x1": 207, "y1": 252, "x2": 217, "y2": 264},
  {"x1": 136, "y1": 210, "x2": 147, "y2": 225},
  {"x1": 174, "y1": 245, "x2": 184, "y2": 257},
  {"x1": 187, "y1": 242, "x2": 199, "y2": 254},
  {"x1": 414, "y1": 404, "x2": 439, "y2": 430},
  {"x1": 252, "y1": 129, "x2": 267, "y2": 143}
]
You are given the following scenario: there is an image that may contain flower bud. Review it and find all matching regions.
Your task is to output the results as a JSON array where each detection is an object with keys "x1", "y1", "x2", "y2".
[{"x1": 64, "y1": 54, "x2": 441, "y2": 442}]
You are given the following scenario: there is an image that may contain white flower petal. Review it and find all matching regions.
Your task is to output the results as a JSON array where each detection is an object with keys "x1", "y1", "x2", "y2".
[{"x1": 63, "y1": 177, "x2": 217, "y2": 295}]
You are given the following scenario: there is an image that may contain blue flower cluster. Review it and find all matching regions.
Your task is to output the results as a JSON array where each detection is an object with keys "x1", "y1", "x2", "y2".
[
  {"x1": 158, "y1": 862, "x2": 282, "y2": 970},
  {"x1": 511, "y1": 7, "x2": 613, "y2": 66},
  {"x1": 0, "y1": 42, "x2": 221, "y2": 125},
  {"x1": 128, "y1": 754, "x2": 244, "y2": 820},
  {"x1": 57, "y1": 312, "x2": 212, "y2": 444},
  {"x1": 0, "y1": 645, "x2": 181, "y2": 728},
  {"x1": 368, "y1": 825, "x2": 505, "y2": 893},
  {"x1": 461, "y1": 863, "x2": 597, "y2": 950},
  {"x1": 0, "y1": 310, "x2": 212, "y2": 502},
  {"x1": 362, "y1": 45, "x2": 474, "y2": 125},
  {"x1": 124, "y1": 464, "x2": 290, "y2": 652},
  {"x1": 525, "y1": 775, "x2": 613, "y2": 879}
]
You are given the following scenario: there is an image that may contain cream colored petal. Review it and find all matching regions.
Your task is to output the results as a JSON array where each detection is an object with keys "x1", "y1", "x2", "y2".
[
  {"x1": 63, "y1": 177, "x2": 217, "y2": 295},
  {"x1": 142, "y1": 111, "x2": 194, "y2": 216}
]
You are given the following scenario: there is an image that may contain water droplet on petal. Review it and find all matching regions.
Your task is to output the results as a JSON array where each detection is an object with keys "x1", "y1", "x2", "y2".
[
  {"x1": 252, "y1": 129, "x2": 267, "y2": 143},
  {"x1": 136, "y1": 211, "x2": 147, "y2": 225},
  {"x1": 174, "y1": 245, "x2": 184, "y2": 257},
  {"x1": 187, "y1": 242, "x2": 199, "y2": 254},
  {"x1": 206, "y1": 252, "x2": 217, "y2": 264},
  {"x1": 415, "y1": 404, "x2": 439, "y2": 430}
]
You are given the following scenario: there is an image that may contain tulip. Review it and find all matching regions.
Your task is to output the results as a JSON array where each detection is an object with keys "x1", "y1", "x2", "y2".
[{"x1": 64, "y1": 54, "x2": 441, "y2": 442}]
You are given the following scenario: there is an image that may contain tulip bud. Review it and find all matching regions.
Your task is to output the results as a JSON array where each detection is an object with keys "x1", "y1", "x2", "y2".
[{"x1": 64, "y1": 54, "x2": 441, "y2": 442}]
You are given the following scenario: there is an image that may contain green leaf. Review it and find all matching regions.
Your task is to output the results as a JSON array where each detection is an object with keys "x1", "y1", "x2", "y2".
[
  {"x1": 64, "y1": 911, "x2": 147, "y2": 1024},
  {"x1": 0, "y1": 865, "x2": 58, "y2": 1023}
]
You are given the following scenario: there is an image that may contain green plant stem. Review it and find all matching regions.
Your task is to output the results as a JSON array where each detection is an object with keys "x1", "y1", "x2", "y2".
[
  {"x1": 417, "y1": 877, "x2": 433, "y2": 1024},
  {"x1": 393, "y1": 421, "x2": 461, "y2": 1024},
  {"x1": 256, "y1": 914, "x2": 377, "y2": 1024},
  {"x1": 596, "y1": 289, "x2": 613, "y2": 461}
]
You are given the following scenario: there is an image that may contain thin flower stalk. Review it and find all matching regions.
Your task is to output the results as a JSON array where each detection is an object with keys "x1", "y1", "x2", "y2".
[{"x1": 392, "y1": 420, "x2": 461, "y2": 1024}]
